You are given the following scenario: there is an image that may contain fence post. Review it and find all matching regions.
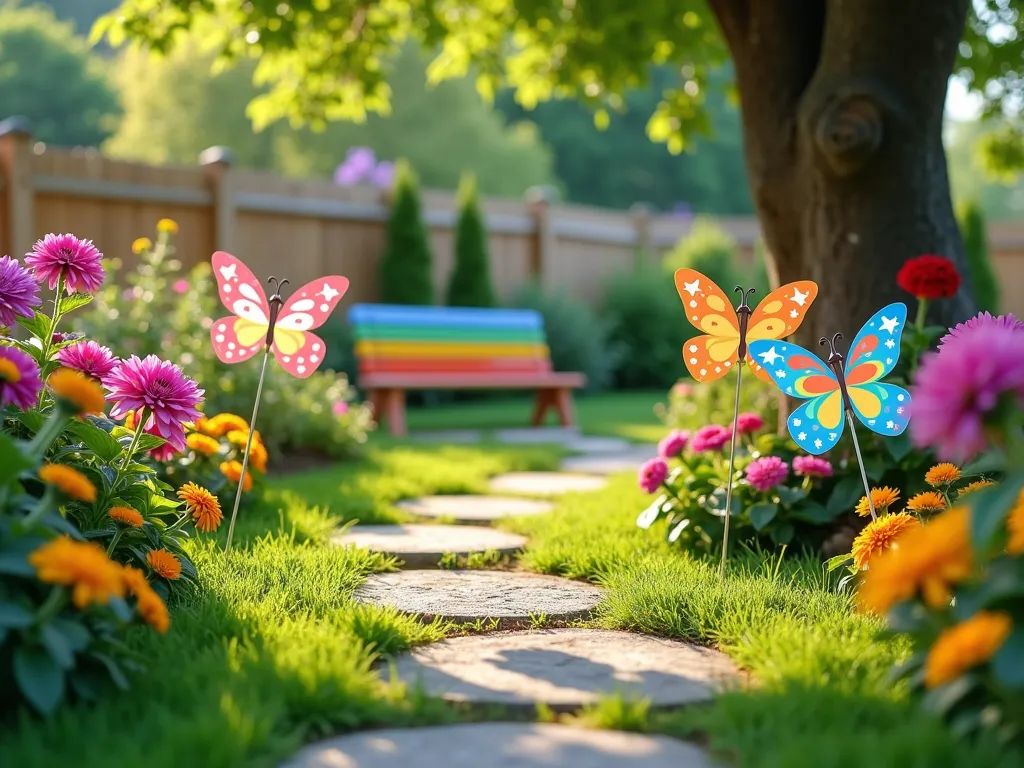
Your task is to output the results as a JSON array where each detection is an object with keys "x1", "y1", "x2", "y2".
[
  {"x1": 525, "y1": 185, "x2": 558, "y2": 284},
  {"x1": 200, "y1": 146, "x2": 238, "y2": 254},
  {"x1": 630, "y1": 202, "x2": 654, "y2": 266},
  {"x1": 0, "y1": 116, "x2": 35, "y2": 262}
]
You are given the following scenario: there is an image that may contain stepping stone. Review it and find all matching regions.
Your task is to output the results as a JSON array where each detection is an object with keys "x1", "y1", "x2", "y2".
[
  {"x1": 333, "y1": 524, "x2": 527, "y2": 568},
  {"x1": 280, "y1": 722, "x2": 713, "y2": 768},
  {"x1": 389, "y1": 628, "x2": 737, "y2": 713},
  {"x1": 396, "y1": 495, "x2": 555, "y2": 524},
  {"x1": 488, "y1": 472, "x2": 607, "y2": 496},
  {"x1": 563, "y1": 436, "x2": 634, "y2": 453},
  {"x1": 408, "y1": 429, "x2": 484, "y2": 444},
  {"x1": 494, "y1": 426, "x2": 580, "y2": 444},
  {"x1": 354, "y1": 571, "x2": 602, "y2": 624},
  {"x1": 560, "y1": 455, "x2": 648, "y2": 475}
]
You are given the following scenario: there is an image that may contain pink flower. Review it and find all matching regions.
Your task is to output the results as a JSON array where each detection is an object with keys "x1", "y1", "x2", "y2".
[
  {"x1": 638, "y1": 457, "x2": 669, "y2": 494},
  {"x1": 690, "y1": 424, "x2": 730, "y2": 453},
  {"x1": 173, "y1": 280, "x2": 189, "y2": 295},
  {"x1": 658, "y1": 430, "x2": 689, "y2": 458},
  {"x1": 938, "y1": 311, "x2": 1024, "y2": 349},
  {"x1": 333, "y1": 400, "x2": 350, "y2": 417},
  {"x1": 57, "y1": 340, "x2": 119, "y2": 380},
  {"x1": 104, "y1": 355, "x2": 204, "y2": 452},
  {"x1": 745, "y1": 456, "x2": 789, "y2": 492},
  {"x1": 0, "y1": 256, "x2": 40, "y2": 327},
  {"x1": 25, "y1": 234, "x2": 104, "y2": 294},
  {"x1": 0, "y1": 345, "x2": 42, "y2": 410},
  {"x1": 911, "y1": 323, "x2": 1024, "y2": 462},
  {"x1": 148, "y1": 439, "x2": 178, "y2": 463},
  {"x1": 733, "y1": 412, "x2": 764, "y2": 435},
  {"x1": 792, "y1": 455, "x2": 833, "y2": 478},
  {"x1": 673, "y1": 382, "x2": 694, "y2": 398}
]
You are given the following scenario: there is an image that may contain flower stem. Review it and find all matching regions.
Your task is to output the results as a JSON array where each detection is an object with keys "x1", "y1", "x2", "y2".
[
  {"x1": 36, "y1": 273, "x2": 66, "y2": 408},
  {"x1": 914, "y1": 297, "x2": 928, "y2": 331},
  {"x1": 106, "y1": 528, "x2": 124, "y2": 556},
  {"x1": 34, "y1": 586, "x2": 67, "y2": 625},
  {"x1": 27, "y1": 409, "x2": 70, "y2": 461},
  {"x1": 22, "y1": 487, "x2": 56, "y2": 528},
  {"x1": 113, "y1": 408, "x2": 149, "y2": 491}
]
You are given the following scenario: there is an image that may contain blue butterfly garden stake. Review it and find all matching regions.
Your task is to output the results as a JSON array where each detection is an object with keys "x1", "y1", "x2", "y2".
[{"x1": 748, "y1": 303, "x2": 913, "y2": 520}]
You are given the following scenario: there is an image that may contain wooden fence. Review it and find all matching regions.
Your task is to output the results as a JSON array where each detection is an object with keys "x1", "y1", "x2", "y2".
[{"x1": 2, "y1": 117, "x2": 1023, "y2": 317}]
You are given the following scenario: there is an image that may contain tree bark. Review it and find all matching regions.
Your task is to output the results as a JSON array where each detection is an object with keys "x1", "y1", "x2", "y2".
[{"x1": 709, "y1": 0, "x2": 975, "y2": 345}]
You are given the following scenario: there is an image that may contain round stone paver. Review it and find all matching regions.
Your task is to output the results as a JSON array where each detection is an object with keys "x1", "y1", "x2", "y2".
[
  {"x1": 559, "y1": 455, "x2": 648, "y2": 475},
  {"x1": 488, "y1": 472, "x2": 607, "y2": 496},
  {"x1": 396, "y1": 495, "x2": 555, "y2": 524},
  {"x1": 333, "y1": 525, "x2": 527, "y2": 568},
  {"x1": 562, "y1": 436, "x2": 634, "y2": 453},
  {"x1": 389, "y1": 628, "x2": 738, "y2": 712},
  {"x1": 280, "y1": 723, "x2": 713, "y2": 768},
  {"x1": 354, "y1": 570, "x2": 602, "y2": 624}
]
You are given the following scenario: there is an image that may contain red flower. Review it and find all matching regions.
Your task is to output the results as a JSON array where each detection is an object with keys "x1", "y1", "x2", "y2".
[{"x1": 896, "y1": 255, "x2": 961, "y2": 300}]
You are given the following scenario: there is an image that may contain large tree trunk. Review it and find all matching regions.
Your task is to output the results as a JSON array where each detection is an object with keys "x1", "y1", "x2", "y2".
[{"x1": 709, "y1": 0, "x2": 975, "y2": 345}]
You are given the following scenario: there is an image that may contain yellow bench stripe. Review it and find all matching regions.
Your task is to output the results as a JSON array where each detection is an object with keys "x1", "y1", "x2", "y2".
[{"x1": 355, "y1": 340, "x2": 550, "y2": 359}]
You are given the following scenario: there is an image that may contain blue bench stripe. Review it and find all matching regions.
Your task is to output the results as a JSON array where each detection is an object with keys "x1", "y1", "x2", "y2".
[{"x1": 349, "y1": 303, "x2": 543, "y2": 330}]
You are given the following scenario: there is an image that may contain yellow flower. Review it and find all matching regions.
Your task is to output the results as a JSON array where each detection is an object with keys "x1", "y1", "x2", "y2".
[
  {"x1": 0, "y1": 356, "x2": 22, "y2": 383},
  {"x1": 194, "y1": 416, "x2": 222, "y2": 437},
  {"x1": 857, "y1": 506, "x2": 973, "y2": 615},
  {"x1": 123, "y1": 409, "x2": 137, "y2": 430},
  {"x1": 958, "y1": 480, "x2": 996, "y2": 498},
  {"x1": 1006, "y1": 490, "x2": 1024, "y2": 555},
  {"x1": 906, "y1": 491, "x2": 947, "y2": 515},
  {"x1": 186, "y1": 432, "x2": 220, "y2": 456},
  {"x1": 48, "y1": 368, "x2": 106, "y2": 416},
  {"x1": 29, "y1": 537, "x2": 125, "y2": 609},
  {"x1": 925, "y1": 463, "x2": 961, "y2": 487},
  {"x1": 851, "y1": 513, "x2": 920, "y2": 570},
  {"x1": 249, "y1": 440, "x2": 268, "y2": 474},
  {"x1": 39, "y1": 463, "x2": 97, "y2": 502},
  {"x1": 209, "y1": 413, "x2": 249, "y2": 434},
  {"x1": 220, "y1": 460, "x2": 253, "y2": 492},
  {"x1": 855, "y1": 487, "x2": 900, "y2": 517},
  {"x1": 122, "y1": 566, "x2": 170, "y2": 633},
  {"x1": 108, "y1": 506, "x2": 144, "y2": 528},
  {"x1": 146, "y1": 549, "x2": 182, "y2": 580},
  {"x1": 156, "y1": 218, "x2": 179, "y2": 234},
  {"x1": 177, "y1": 482, "x2": 223, "y2": 532},
  {"x1": 925, "y1": 611, "x2": 1012, "y2": 688},
  {"x1": 131, "y1": 237, "x2": 152, "y2": 255}
]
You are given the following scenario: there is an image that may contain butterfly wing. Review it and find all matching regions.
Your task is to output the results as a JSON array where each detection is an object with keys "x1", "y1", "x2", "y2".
[
  {"x1": 209, "y1": 252, "x2": 272, "y2": 365},
  {"x1": 844, "y1": 303, "x2": 908, "y2": 384},
  {"x1": 748, "y1": 338, "x2": 845, "y2": 455},
  {"x1": 271, "y1": 329, "x2": 327, "y2": 379},
  {"x1": 270, "y1": 276, "x2": 349, "y2": 377},
  {"x1": 848, "y1": 382, "x2": 912, "y2": 437},
  {"x1": 745, "y1": 281, "x2": 819, "y2": 383},
  {"x1": 210, "y1": 316, "x2": 266, "y2": 365},
  {"x1": 674, "y1": 268, "x2": 741, "y2": 383}
]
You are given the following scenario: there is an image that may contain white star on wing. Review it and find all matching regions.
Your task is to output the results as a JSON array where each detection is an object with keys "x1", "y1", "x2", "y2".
[
  {"x1": 318, "y1": 283, "x2": 340, "y2": 302},
  {"x1": 789, "y1": 287, "x2": 809, "y2": 306},
  {"x1": 886, "y1": 420, "x2": 896, "y2": 430},
  {"x1": 219, "y1": 264, "x2": 237, "y2": 280},
  {"x1": 792, "y1": 418, "x2": 802, "y2": 427},
  {"x1": 798, "y1": 432, "x2": 807, "y2": 440},
  {"x1": 814, "y1": 438, "x2": 822, "y2": 449},
  {"x1": 789, "y1": 309, "x2": 799, "y2": 318},
  {"x1": 683, "y1": 279, "x2": 701, "y2": 296},
  {"x1": 757, "y1": 345, "x2": 782, "y2": 366},
  {"x1": 880, "y1": 315, "x2": 900, "y2": 334},
  {"x1": 777, "y1": 370, "x2": 787, "y2": 378},
  {"x1": 885, "y1": 339, "x2": 895, "y2": 349}
]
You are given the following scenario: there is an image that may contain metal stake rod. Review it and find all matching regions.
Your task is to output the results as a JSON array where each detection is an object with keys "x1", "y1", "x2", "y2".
[
  {"x1": 224, "y1": 348, "x2": 270, "y2": 552},
  {"x1": 720, "y1": 361, "x2": 744, "y2": 579},
  {"x1": 847, "y1": 416, "x2": 876, "y2": 520}
]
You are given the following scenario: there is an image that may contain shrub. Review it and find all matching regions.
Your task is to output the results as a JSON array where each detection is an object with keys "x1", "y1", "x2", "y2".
[
  {"x1": 662, "y1": 215, "x2": 741, "y2": 289},
  {"x1": 380, "y1": 159, "x2": 434, "y2": 305},
  {"x1": 957, "y1": 199, "x2": 999, "y2": 313},
  {"x1": 511, "y1": 282, "x2": 619, "y2": 392},
  {"x1": 446, "y1": 172, "x2": 496, "y2": 308}
]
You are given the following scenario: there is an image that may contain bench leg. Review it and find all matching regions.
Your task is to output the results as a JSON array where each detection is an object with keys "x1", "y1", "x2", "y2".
[
  {"x1": 384, "y1": 389, "x2": 408, "y2": 437},
  {"x1": 531, "y1": 388, "x2": 555, "y2": 426},
  {"x1": 553, "y1": 388, "x2": 577, "y2": 427}
]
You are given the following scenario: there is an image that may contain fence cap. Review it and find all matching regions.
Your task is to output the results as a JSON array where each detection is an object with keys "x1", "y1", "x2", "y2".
[
  {"x1": 0, "y1": 116, "x2": 33, "y2": 139},
  {"x1": 199, "y1": 145, "x2": 235, "y2": 167},
  {"x1": 524, "y1": 185, "x2": 560, "y2": 205}
]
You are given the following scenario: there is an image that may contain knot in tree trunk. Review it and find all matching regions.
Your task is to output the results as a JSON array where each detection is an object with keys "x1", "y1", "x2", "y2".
[{"x1": 813, "y1": 92, "x2": 884, "y2": 177}]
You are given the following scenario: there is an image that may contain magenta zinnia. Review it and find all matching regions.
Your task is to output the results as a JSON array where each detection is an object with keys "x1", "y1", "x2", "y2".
[
  {"x1": 638, "y1": 457, "x2": 669, "y2": 494},
  {"x1": 690, "y1": 424, "x2": 731, "y2": 453},
  {"x1": 104, "y1": 355, "x2": 204, "y2": 451},
  {"x1": 25, "y1": 233, "x2": 105, "y2": 294},
  {"x1": 792, "y1": 455, "x2": 833, "y2": 478},
  {"x1": 0, "y1": 346, "x2": 43, "y2": 410},
  {"x1": 938, "y1": 312, "x2": 1024, "y2": 349},
  {"x1": 733, "y1": 412, "x2": 765, "y2": 435},
  {"x1": 658, "y1": 429, "x2": 689, "y2": 459},
  {"x1": 57, "y1": 340, "x2": 119, "y2": 380},
  {"x1": 0, "y1": 256, "x2": 40, "y2": 327},
  {"x1": 911, "y1": 321, "x2": 1024, "y2": 462},
  {"x1": 745, "y1": 456, "x2": 789, "y2": 492}
]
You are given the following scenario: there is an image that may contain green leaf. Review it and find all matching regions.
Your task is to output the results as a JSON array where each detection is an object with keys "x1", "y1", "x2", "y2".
[
  {"x1": 93, "y1": 652, "x2": 130, "y2": 690},
  {"x1": 748, "y1": 502, "x2": 778, "y2": 531},
  {"x1": 667, "y1": 518, "x2": 690, "y2": 543},
  {"x1": 968, "y1": 476, "x2": 1024, "y2": 554},
  {"x1": 16, "y1": 310, "x2": 51, "y2": 343},
  {"x1": 0, "y1": 431, "x2": 33, "y2": 487},
  {"x1": 13, "y1": 646, "x2": 65, "y2": 714},
  {"x1": 0, "y1": 601, "x2": 34, "y2": 628},
  {"x1": 40, "y1": 623, "x2": 75, "y2": 669},
  {"x1": 50, "y1": 618, "x2": 91, "y2": 653},
  {"x1": 67, "y1": 421, "x2": 122, "y2": 463},
  {"x1": 884, "y1": 432, "x2": 912, "y2": 462},
  {"x1": 131, "y1": 434, "x2": 166, "y2": 452},
  {"x1": 57, "y1": 293, "x2": 94, "y2": 314},
  {"x1": 953, "y1": 557, "x2": 1024, "y2": 618},
  {"x1": 14, "y1": 409, "x2": 46, "y2": 435},
  {"x1": 704, "y1": 487, "x2": 741, "y2": 517},
  {"x1": 775, "y1": 486, "x2": 806, "y2": 505},
  {"x1": 991, "y1": 626, "x2": 1024, "y2": 687},
  {"x1": 825, "y1": 553, "x2": 853, "y2": 572},
  {"x1": 769, "y1": 522, "x2": 794, "y2": 545},
  {"x1": 863, "y1": 455, "x2": 886, "y2": 482},
  {"x1": 790, "y1": 500, "x2": 834, "y2": 524},
  {"x1": 827, "y1": 475, "x2": 866, "y2": 515},
  {"x1": 922, "y1": 675, "x2": 978, "y2": 716},
  {"x1": 962, "y1": 450, "x2": 1006, "y2": 477}
]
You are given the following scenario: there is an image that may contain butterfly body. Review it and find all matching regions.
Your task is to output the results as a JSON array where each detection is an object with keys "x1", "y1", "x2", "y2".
[
  {"x1": 210, "y1": 252, "x2": 349, "y2": 378},
  {"x1": 748, "y1": 303, "x2": 912, "y2": 455}
]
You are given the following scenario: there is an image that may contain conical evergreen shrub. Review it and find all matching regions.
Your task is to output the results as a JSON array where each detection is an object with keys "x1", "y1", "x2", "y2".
[
  {"x1": 446, "y1": 172, "x2": 496, "y2": 307},
  {"x1": 957, "y1": 199, "x2": 999, "y2": 313},
  {"x1": 380, "y1": 159, "x2": 434, "y2": 305}
]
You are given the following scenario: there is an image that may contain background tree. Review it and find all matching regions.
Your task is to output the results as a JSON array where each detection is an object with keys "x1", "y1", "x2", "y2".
[
  {"x1": 446, "y1": 173, "x2": 497, "y2": 308},
  {"x1": 38, "y1": 0, "x2": 117, "y2": 33},
  {"x1": 946, "y1": 118, "x2": 1024, "y2": 220},
  {"x1": 0, "y1": 3, "x2": 120, "y2": 147},
  {"x1": 380, "y1": 161, "x2": 434, "y2": 306},
  {"x1": 957, "y1": 200, "x2": 999, "y2": 314}
]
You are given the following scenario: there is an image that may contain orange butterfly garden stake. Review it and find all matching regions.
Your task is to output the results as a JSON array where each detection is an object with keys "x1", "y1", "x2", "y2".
[
  {"x1": 210, "y1": 252, "x2": 350, "y2": 551},
  {"x1": 674, "y1": 269, "x2": 819, "y2": 578}
]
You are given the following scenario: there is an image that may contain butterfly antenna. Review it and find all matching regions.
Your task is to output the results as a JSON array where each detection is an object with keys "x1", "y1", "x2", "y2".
[{"x1": 733, "y1": 285, "x2": 756, "y2": 311}]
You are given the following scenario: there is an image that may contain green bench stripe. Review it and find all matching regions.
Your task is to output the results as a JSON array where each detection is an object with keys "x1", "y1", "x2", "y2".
[{"x1": 353, "y1": 325, "x2": 545, "y2": 343}]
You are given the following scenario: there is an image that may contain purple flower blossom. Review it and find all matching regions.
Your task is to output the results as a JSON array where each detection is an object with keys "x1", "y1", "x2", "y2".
[
  {"x1": 938, "y1": 311, "x2": 1024, "y2": 349},
  {"x1": 104, "y1": 355, "x2": 204, "y2": 452},
  {"x1": 333, "y1": 147, "x2": 378, "y2": 186},
  {"x1": 745, "y1": 456, "x2": 789, "y2": 492},
  {"x1": 638, "y1": 457, "x2": 669, "y2": 494},
  {"x1": 25, "y1": 234, "x2": 104, "y2": 294},
  {"x1": 658, "y1": 430, "x2": 689, "y2": 458},
  {"x1": 911, "y1": 322, "x2": 1024, "y2": 462},
  {"x1": 371, "y1": 161, "x2": 395, "y2": 189},
  {"x1": 733, "y1": 412, "x2": 765, "y2": 435},
  {"x1": 690, "y1": 424, "x2": 731, "y2": 453},
  {"x1": 58, "y1": 340, "x2": 119, "y2": 380},
  {"x1": 0, "y1": 256, "x2": 40, "y2": 327},
  {"x1": 0, "y1": 345, "x2": 42, "y2": 410},
  {"x1": 792, "y1": 455, "x2": 833, "y2": 478}
]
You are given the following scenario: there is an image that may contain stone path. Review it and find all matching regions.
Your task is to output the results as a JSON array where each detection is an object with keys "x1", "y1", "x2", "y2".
[
  {"x1": 397, "y1": 495, "x2": 555, "y2": 524},
  {"x1": 489, "y1": 471, "x2": 608, "y2": 496},
  {"x1": 333, "y1": 524, "x2": 527, "y2": 568}
]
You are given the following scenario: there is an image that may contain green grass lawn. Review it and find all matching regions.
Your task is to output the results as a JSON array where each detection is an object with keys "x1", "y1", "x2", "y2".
[{"x1": 3, "y1": 442, "x2": 1019, "y2": 768}]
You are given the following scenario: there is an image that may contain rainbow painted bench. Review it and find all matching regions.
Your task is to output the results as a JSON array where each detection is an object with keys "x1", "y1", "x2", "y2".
[{"x1": 348, "y1": 304, "x2": 586, "y2": 437}]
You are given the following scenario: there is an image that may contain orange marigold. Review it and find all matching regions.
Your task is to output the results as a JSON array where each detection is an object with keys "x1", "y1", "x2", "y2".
[
  {"x1": 108, "y1": 506, "x2": 144, "y2": 528},
  {"x1": 186, "y1": 432, "x2": 220, "y2": 456},
  {"x1": 1007, "y1": 489, "x2": 1024, "y2": 555},
  {"x1": 194, "y1": 416, "x2": 224, "y2": 438},
  {"x1": 924, "y1": 611, "x2": 1012, "y2": 688},
  {"x1": 220, "y1": 460, "x2": 253, "y2": 492},
  {"x1": 121, "y1": 566, "x2": 170, "y2": 633},
  {"x1": 857, "y1": 506, "x2": 973, "y2": 615},
  {"x1": 48, "y1": 368, "x2": 106, "y2": 416},
  {"x1": 146, "y1": 549, "x2": 182, "y2": 580},
  {"x1": 156, "y1": 218, "x2": 179, "y2": 234},
  {"x1": 958, "y1": 480, "x2": 996, "y2": 498},
  {"x1": 39, "y1": 463, "x2": 97, "y2": 502},
  {"x1": 248, "y1": 440, "x2": 268, "y2": 474},
  {"x1": 177, "y1": 482, "x2": 223, "y2": 532},
  {"x1": 852, "y1": 513, "x2": 920, "y2": 570},
  {"x1": 906, "y1": 491, "x2": 947, "y2": 515},
  {"x1": 29, "y1": 538, "x2": 125, "y2": 608},
  {"x1": 855, "y1": 487, "x2": 900, "y2": 517},
  {"x1": 925, "y1": 463, "x2": 961, "y2": 487},
  {"x1": 209, "y1": 413, "x2": 249, "y2": 435}
]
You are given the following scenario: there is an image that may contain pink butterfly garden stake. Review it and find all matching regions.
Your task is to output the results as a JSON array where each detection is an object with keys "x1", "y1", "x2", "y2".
[{"x1": 210, "y1": 251, "x2": 350, "y2": 550}]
